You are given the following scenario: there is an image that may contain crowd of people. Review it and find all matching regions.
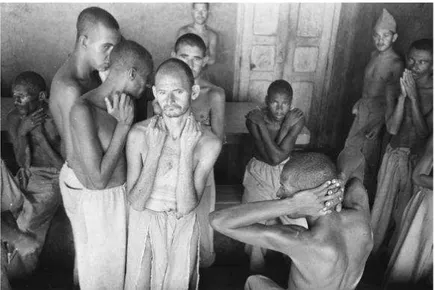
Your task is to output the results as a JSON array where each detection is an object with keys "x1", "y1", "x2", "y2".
[{"x1": 0, "y1": 4, "x2": 432, "y2": 290}]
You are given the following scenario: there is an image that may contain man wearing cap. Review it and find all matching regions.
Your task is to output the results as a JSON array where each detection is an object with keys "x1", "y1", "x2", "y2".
[{"x1": 337, "y1": 8, "x2": 403, "y2": 203}]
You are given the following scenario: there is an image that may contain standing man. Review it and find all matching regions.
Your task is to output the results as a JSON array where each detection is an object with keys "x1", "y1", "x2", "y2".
[
  {"x1": 337, "y1": 8, "x2": 403, "y2": 202},
  {"x1": 61, "y1": 40, "x2": 153, "y2": 290},
  {"x1": 371, "y1": 38, "x2": 433, "y2": 256},
  {"x1": 210, "y1": 152, "x2": 373, "y2": 290},
  {"x1": 154, "y1": 33, "x2": 225, "y2": 267},
  {"x1": 125, "y1": 58, "x2": 222, "y2": 289},
  {"x1": 49, "y1": 6, "x2": 121, "y2": 161}
]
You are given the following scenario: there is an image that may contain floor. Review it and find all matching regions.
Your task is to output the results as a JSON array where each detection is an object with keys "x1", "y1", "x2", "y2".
[{"x1": 7, "y1": 185, "x2": 420, "y2": 290}]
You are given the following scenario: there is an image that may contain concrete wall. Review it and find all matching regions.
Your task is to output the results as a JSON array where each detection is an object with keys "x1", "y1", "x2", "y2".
[
  {"x1": 1, "y1": 3, "x2": 237, "y2": 98},
  {"x1": 320, "y1": 3, "x2": 433, "y2": 152}
]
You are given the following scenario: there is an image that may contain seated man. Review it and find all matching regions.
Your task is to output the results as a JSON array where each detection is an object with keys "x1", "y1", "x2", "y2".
[
  {"x1": 1, "y1": 159, "x2": 39, "y2": 290},
  {"x1": 4, "y1": 71, "x2": 63, "y2": 283},
  {"x1": 242, "y1": 79, "x2": 305, "y2": 271},
  {"x1": 177, "y1": 3, "x2": 218, "y2": 66},
  {"x1": 153, "y1": 33, "x2": 225, "y2": 267},
  {"x1": 125, "y1": 58, "x2": 222, "y2": 289},
  {"x1": 211, "y1": 152, "x2": 373, "y2": 290},
  {"x1": 64, "y1": 40, "x2": 153, "y2": 290},
  {"x1": 383, "y1": 134, "x2": 433, "y2": 289}
]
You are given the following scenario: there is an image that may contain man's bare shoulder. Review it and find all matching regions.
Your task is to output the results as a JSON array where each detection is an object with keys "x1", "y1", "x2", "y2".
[
  {"x1": 50, "y1": 72, "x2": 82, "y2": 105},
  {"x1": 198, "y1": 129, "x2": 222, "y2": 155},
  {"x1": 178, "y1": 25, "x2": 191, "y2": 35},
  {"x1": 206, "y1": 26, "x2": 218, "y2": 39}
]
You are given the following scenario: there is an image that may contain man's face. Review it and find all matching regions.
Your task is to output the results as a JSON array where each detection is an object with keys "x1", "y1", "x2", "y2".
[
  {"x1": 266, "y1": 92, "x2": 292, "y2": 122},
  {"x1": 127, "y1": 70, "x2": 150, "y2": 100},
  {"x1": 86, "y1": 23, "x2": 121, "y2": 72},
  {"x1": 372, "y1": 28, "x2": 397, "y2": 52},
  {"x1": 192, "y1": 3, "x2": 209, "y2": 25},
  {"x1": 173, "y1": 44, "x2": 206, "y2": 79},
  {"x1": 407, "y1": 48, "x2": 433, "y2": 80},
  {"x1": 153, "y1": 72, "x2": 193, "y2": 118},
  {"x1": 12, "y1": 84, "x2": 40, "y2": 116}
]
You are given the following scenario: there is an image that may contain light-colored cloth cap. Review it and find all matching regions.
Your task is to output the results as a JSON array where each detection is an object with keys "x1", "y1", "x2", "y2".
[{"x1": 374, "y1": 8, "x2": 397, "y2": 32}]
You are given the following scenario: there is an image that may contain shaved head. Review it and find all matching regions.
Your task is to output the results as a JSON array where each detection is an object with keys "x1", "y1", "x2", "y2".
[
  {"x1": 109, "y1": 40, "x2": 153, "y2": 79},
  {"x1": 76, "y1": 7, "x2": 119, "y2": 40},
  {"x1": 282, "y1": 152, "x2": 337, "y2": 192},
  {"x1": 12, "y1": 71, "x2": 46, "y2": 96},
  {"x1": 155, "y1": 58, "x2": 195, "y2": 88},
  {"x1": 266, "y1": 79, "x2": 293, "y2": 103},
  {"x1": 174, "y1": 33, "x2": 207, "y2": 57}
]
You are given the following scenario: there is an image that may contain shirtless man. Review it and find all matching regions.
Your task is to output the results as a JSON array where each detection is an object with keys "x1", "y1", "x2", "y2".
[
  {"x1": 337, "y1": 8, "x2": 403, "y2": 203},
  {"x1": 3, "y1": 72, "x2": 63, "y2": 287},
  {"x1": 242, "y1": 79, "x2": 305, "y2": 272},
  {"x1": 124, "y1": 58, "x2": 221, "y2": 289},
  {"x1": 177, "y1": 3, "x2": 218, "y2": 66},
  {"x1": 371, "y1": 38, "x2": 433, "y2": 256},
  {"x1": 211, "y1": 152, "x2": 373, "y2": 290},
  {"x1": 61, "y1": 40, "x2": 153, "y2": 290},
  {"x1": 154, "y1": 33, "x2": 225, "y2": 267},
  {"x1": 49, "y1": 6, "x2": 121, "y2": 161}
]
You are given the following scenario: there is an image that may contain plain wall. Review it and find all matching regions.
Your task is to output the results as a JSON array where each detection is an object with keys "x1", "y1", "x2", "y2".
[{"x1": 0, "y1": 3, "x2": 237, "y2": 99}]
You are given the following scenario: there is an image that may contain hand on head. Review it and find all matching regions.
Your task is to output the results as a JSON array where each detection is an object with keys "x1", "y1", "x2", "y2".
[{"x1": 288, "y1": 179, "x2": 343, "y2": 219}]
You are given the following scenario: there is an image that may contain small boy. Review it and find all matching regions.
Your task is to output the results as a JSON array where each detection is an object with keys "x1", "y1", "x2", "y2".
[
  {"x1": 177, "y1": 3, "x2": 218, "y2": 66},
  {"x1": 242, "y1": 79, "x2": 305, "y2": 272}
]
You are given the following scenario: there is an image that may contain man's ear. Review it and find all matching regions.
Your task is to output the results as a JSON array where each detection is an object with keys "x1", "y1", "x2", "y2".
[
  {"x1": 152, "y1": 85, "x2": 157, "y2": 98},
  {"x1": 171, "y1": 51, "x2": 177, "y2": 58},
  {"x1": 202, "y1": 56, "x2": 209, "y2": 68},
  {"x1": 38, "y1": 91, "x2": 47, "y2": 102},
  {"x1": 392, "y1": 33, "x2": 398, "y2": 43},
  {"x1": 79, "y1": 35, "x2": 88, "y2": 49},
  {"x1": 191, "y1": 84, "x2": 200, "y2": 100},
  {"x1": 129, "y1": 68, "x2": 137, "y2": 81}
]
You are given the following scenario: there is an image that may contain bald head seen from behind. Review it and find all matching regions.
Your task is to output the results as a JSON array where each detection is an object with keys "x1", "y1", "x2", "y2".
[
  {"x1": 76, "y1": 6, "x2": 119, "y2": 40},
  {"x1": 281, "y1": 152, "x2": 338, "y2": 195}
]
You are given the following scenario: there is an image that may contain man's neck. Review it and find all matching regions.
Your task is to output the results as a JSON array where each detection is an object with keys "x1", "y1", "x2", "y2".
[
  {"x1": 377, "y1": 46, "x2": 395, "y2": 57},
  {"x1": 87, "y1": 81, "x2": 122, "y2": 109},
  {"x1": 71, "y1": 49, "x2": 95, "y2": 81},
  {"x1": 415, "y1": 73, "x2": 432, "y2": 88},
  {"x1": 193, "y1": 22, "x2": 207, "y2": 32},
  {"x1": 163, "y1": 112, "x2": 191, "y2": 139}
]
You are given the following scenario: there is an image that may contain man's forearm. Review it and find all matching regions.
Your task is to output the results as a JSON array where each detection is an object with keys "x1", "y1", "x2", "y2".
[
  {"x1": 91, "y1": 124, "x2": 130, "y2": 189},
  {"x1": 386, "y1": 98, "x2": 405, "y2": 135},
  {"x1": 410, "y1": 99, "x2": 428, "y2": 137},
  {"x1": 128, "y1": 152, "x2": 161, "y2": 211},
  {"x1": 211, "y1": 198, "x2": 299, "y2": 231},
  {"x1": 176, "y1": 149, "x2": 197, "y2": 215},
  {"x1": 257, "y1": 124, "x2": 288, "y2": 164}
]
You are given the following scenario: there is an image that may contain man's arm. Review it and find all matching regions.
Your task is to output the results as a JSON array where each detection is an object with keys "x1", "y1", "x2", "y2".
[
  {"x1": 256, "y1": 115, "x2": 304, "y2": 165},
  {"x1": 207, "y1": 30, "x2": 218, "y2": 65},
  {"x1": 210, "y1": 88, "x2": 225, "y2": 141},
  {"x1": 385, "y1": 77, "x2": 406, "y2": 135},
  {"x1": 176, "y1": 118, "x2": 222, "y2": 215},
  {"x1": 246, "y1": 118, "x2": 271, "y2": 163},
  {"x1": 70, "y1": 94, "x2": 133, "y2": 190},
  {"x1": 127, "y1": 118, "x2": 166, "y2": 211},
  {"x1": 403, "y1": 70, "x2": 429, "y2": 138},
  {"x1": 412, "y1": 136, "x2": 433, "y2": 190},
  {"x1": 210, "y1": 180, "x2": 342, "y2": 255},
  {"x1": 342, "y1": 178, "x2": 370, "y2": 215},
  {"x1": 6, "y1": 112, "x2": 31, "y2": 169}
]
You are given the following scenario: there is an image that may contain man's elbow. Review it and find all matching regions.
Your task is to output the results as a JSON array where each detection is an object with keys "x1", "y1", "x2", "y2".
[{"x1": 209, "y1": 211, "x2": 227, "y2": 232}]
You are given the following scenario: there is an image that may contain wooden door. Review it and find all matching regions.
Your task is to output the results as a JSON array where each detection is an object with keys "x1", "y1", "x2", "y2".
[{"x1": 233, "y1": 3, "x2": 342, "y2": 144}]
